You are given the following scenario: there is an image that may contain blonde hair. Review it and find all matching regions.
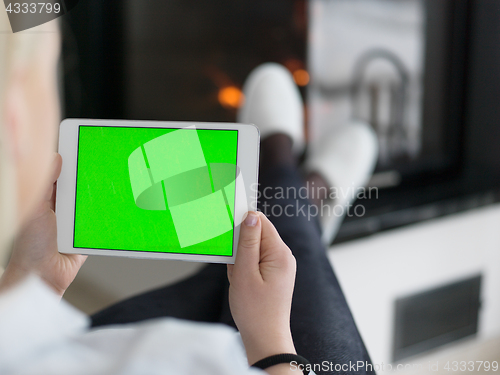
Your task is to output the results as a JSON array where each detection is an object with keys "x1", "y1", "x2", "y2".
[
  {"x1": 0, "y1": 6, "x2": 57, "y2": 271},
  {"x1": 0, "y1": 7, "x2": 17, "y2": 271}
]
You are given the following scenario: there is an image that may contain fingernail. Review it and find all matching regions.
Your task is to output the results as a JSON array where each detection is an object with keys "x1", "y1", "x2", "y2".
[{"x1": 244, "y1": 212, "x2": 258, "y2": 227}]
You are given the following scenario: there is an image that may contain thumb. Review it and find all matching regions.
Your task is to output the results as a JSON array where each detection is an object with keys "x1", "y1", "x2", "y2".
[{"x1": 232, "y1": 211, "x2": 262, "y2": 280}]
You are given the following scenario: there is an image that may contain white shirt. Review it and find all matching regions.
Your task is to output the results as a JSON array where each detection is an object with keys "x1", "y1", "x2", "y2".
[{"x1": 0, "y1": 275, "x2": 264, "y2": 375}]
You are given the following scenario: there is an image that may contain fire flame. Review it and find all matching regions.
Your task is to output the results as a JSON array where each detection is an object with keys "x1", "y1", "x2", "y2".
[
  {"x1": 293, "y1": 69, "x2": 310, "y2": 86},
  {"x1": 218, "y1": 86, "x2": 245, "y2": 109}
]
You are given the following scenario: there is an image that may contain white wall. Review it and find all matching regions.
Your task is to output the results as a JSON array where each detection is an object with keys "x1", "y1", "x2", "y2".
[{"x1": 328, "y1": 203, "x2": 500, "y2": 365}]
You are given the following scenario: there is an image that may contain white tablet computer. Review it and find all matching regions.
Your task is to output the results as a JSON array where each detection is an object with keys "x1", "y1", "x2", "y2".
[{"x1": 56, "y1": 119, "x2": 260, "y2": 264}]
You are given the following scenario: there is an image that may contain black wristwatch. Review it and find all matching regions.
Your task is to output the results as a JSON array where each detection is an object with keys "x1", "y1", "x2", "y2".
[{"x1": 252, "y1": 353, "x2": 311, "y2": 375}]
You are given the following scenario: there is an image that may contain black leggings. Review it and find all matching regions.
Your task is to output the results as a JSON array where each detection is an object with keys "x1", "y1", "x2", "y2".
[{"x1": 91, "y1": 165, "x2": 375, "y2": 375}]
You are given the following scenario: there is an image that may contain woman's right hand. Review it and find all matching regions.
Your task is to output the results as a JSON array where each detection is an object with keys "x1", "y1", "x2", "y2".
[{"x1": 227, "y1": 211, "x2": 297, "y2": 368}]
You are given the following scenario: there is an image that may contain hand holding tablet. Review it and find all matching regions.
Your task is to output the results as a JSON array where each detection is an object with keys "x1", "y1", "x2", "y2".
[{"x1": 56, "y1": 119, "x2": 260, "y2": 264}]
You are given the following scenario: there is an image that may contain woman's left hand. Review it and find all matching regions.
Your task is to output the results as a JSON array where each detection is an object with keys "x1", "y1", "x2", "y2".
[{"x1": 0, "y1": 153, "x2": 86, "y2": 297}]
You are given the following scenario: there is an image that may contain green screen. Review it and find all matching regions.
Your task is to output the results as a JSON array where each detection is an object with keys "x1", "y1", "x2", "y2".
[{"x1": 74, "y1": 126, "x2": 238, "y2": 256}]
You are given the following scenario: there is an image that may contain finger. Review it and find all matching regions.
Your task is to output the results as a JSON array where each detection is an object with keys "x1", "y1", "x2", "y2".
[
  {"x1": 43, "y1": 153, "x2": 62, "y2": 201},
  {"x1": 233, "y1": 211, "x2": 262, "y2": 279},
  {"x1": 259, "y1": 212, "x2": 286, "y2": 253},
  {"x1": 49, "y1": 153, "x2": 62, "y2": 210},
  {"x1": 65, "y1": 253, "x2": 88, "y2": 269},
  {"x1": 52, "y1": 153, "x2": 63, "y2": 182},
  {"x1": 259, "y1": 213, "x2": 295, "y2": 271}
]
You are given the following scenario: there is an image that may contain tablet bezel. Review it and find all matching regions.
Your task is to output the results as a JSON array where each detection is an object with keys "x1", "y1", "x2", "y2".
[{"x1": 56, "y1": 119, "x2": 260, "y2": 264}]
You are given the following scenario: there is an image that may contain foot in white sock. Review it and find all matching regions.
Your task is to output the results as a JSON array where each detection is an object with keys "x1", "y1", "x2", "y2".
[
  {"x1": 305, "y1": 121, "x2": 378, "y2": 246},
  {"x1": 238, "y1": 63, "x2": 305, "y2": 154}
]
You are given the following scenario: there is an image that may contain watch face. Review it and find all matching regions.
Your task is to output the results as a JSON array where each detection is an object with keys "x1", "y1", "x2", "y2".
[{"x1": 73, "y1": 125, "x2": 238, "y2": 257}]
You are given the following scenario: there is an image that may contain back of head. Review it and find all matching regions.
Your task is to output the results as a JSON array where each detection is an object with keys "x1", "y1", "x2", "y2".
[
  {"x1": 0, "y1": 7, "x2": 56, "y2": 270},
  {"x1": 0, "y1": 7, "x2": 16, "y2": 270}
]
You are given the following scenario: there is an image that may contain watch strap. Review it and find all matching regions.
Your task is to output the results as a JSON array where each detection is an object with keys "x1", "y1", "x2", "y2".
[{"x1": 252, "y1": 353, "x2": 311, "y2": 375}]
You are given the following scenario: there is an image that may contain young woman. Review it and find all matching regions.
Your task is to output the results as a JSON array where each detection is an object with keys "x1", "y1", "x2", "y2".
[{"x1": 0, "y1": 13, "x2": 376, "y2": 375}]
